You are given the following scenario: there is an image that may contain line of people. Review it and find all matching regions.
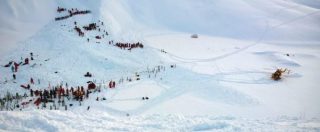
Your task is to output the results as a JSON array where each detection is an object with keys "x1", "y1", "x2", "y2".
[
  {"x1": 115, "y1": 42, "x2": 144, "y2": 50},
  {"x1": 29, "y1": 83, "x2": 92, "y2": 107},
  {"x1": 55, "y1": 7, "x2": 91, "y2": 21},
  {"x1": 146, "y1": 65, "x2": 167, "y2": 79}
]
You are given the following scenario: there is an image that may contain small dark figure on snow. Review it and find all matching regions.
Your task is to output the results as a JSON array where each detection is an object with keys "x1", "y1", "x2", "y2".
[
  {"x1": 30, "y1": 52, "x2": 34, "y2": 60},
  {"x1": 66, "y1": 88, "x2": 69, "y2": 96},
  {"x1": 24, "y1": 58, "x2": 29, "y2": 65},
  {"x1": 84, "y1": 72, "x2": 92, "y2": 77},
  {"x1": 87, "y1": 106, "x2": 90, "y2": 110},
  {"x1": 71, "y1": 87, "x2": 74, "y2": 93},
  {"x1": 53, "y1": 90, "x2": 57, "y2": 99},
  {"x1": 13, "y1": 74, "x2": 16, "y2": 80},
  {"x1": 30, "y1": 78, "x2": 34, "y2": 84},
  {"x1": 39, "y1": 91, "x2": 43, "y2": 100},
  {"x1": 86, "y1": 89, "x2": 89, "y2": 98},
  {"x1": 30, "y1": 89, "x2": 34, "y2": 97}
]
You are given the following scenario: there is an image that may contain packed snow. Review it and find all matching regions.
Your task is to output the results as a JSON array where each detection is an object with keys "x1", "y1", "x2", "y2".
[{"x1": 0, "y1": 0, "x2": 320, "y2": 131}]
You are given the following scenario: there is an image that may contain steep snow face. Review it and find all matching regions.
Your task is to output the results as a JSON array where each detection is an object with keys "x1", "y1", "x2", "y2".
[{"x1": 0, "y1": 0, "x2": 56, "y2": 55}]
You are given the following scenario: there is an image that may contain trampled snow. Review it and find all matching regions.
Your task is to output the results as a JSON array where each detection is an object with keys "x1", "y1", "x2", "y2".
[
  {"x1": 0, "y1": 0, "x2": 320, "y2": 131},
  {"x1": 1, "y1": 110, "x2": 320, "y2": 131}
]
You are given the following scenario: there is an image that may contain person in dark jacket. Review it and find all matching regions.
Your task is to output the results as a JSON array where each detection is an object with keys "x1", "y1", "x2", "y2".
[
  {"x1": 24, "y1": 58, "x2": 29, "y2": 65},
  {"x1": 13, "y1": 74, "x2": 16, "y2": 80},
  {"x1": 30, "y1": 89, "x2": 33, "y2": 97},
  {"x1": 30, "y1": 78, "x2": 34, "y2": 84}
]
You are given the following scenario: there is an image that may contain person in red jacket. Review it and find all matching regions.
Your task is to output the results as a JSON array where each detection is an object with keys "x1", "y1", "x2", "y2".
[
  {"x1": 14, "y1": 62, "x2": 19, "y2": 72},
  {"x1": 109, "y1": 81, "x2": 112, "y2": 88}
]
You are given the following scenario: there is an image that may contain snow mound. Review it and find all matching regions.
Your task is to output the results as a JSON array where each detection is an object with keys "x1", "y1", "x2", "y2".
[{"x1": 254, "y1": 51, "x2": 301, "y2": 67}]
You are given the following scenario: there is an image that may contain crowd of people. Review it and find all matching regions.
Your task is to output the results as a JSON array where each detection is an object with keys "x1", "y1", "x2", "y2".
[
  {"x1": 72, "y1": 20, "x2": 108, "y2": 42},
  {"x1": 0, "y1": 62, "x2": 179, "y2": 111},
  {"x1": 83, "y1": 23, "x2": 97, "y2": 31},
  {"x1": 1, "y1": 80, "x2": 103, "y2": 111},
  {"x1": 56, "y1": 7, "x2": 117, "y2": 50}
]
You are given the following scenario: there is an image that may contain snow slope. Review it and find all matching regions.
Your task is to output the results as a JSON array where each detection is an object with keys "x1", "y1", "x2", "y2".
[
  {"x1": 101, "y1": 0, "x2": 320, "y2": 41},
  {"x1": 0, "y1": 0, "x2": 56, "y2": 56},
  {"x1": 0, "y1": 0, "x2": 320, "y2": 131}
]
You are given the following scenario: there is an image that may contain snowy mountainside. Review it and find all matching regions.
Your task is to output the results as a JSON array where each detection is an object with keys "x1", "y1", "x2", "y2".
[
  {"x1": 101, "y1": 0, "x2": 320, "y2": 41},
  {"x1": 0, "y1": 0, "x2": 320, "y2": 131}
]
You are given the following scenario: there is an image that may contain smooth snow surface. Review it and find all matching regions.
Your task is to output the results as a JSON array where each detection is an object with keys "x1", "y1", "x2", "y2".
[{"x1": 0, "y1": 0, "x2": 320, "y2": 131}]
